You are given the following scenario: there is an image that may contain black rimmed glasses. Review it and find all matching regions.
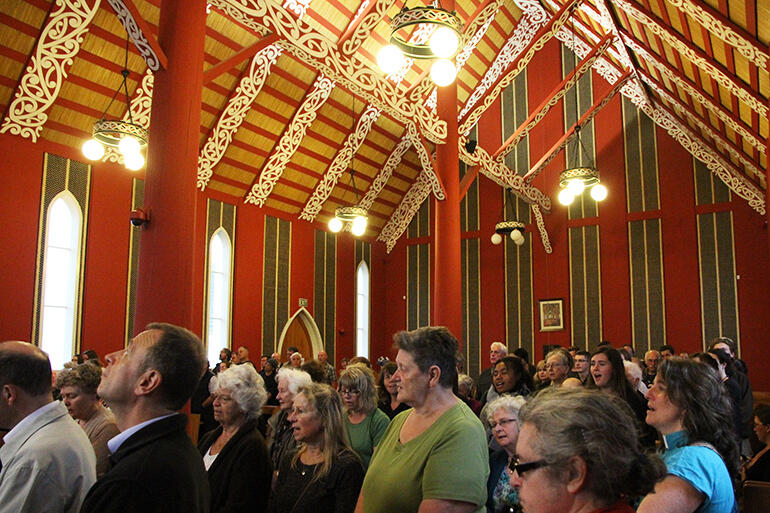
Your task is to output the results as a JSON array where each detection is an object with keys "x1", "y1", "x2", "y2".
[{"x1": 508, "y1": 456, "x2": 550, "y2": 476}]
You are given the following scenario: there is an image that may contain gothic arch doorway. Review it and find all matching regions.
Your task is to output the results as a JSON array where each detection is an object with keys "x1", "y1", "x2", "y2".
[{"x1": 277, "y1": 307, "x2": 324, "y2": 361}]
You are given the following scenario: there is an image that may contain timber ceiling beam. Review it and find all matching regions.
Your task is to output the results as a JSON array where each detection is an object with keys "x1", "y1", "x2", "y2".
[
  {"x1": 407, "y1": 123, "x2": 446, "y2": 200},
  {"x1": 203, "y1": 34, "x2": 280, "y2": 85},
  {"x1": 338, "y1": 0, "x2": 395, "y2": 57},
  {"x1": 106, "y1": 0, "x2": 168, "y2": 71}
]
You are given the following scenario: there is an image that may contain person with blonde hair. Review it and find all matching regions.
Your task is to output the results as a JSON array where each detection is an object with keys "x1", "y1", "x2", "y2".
[
  {"x1": 267, "y1": 366, "x2": 312, "y2": 470},
  {"x1": 271, "y1": 383, "x2": 365, "y2": 513},
  {"x1": 338, "y1": 364, "x2": 390, "y2": 468}
]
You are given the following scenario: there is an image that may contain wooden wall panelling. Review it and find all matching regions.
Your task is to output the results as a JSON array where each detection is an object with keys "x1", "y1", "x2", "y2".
[
  {"x1": 262, "y1": 215, "x2": 291, "y2": 355},
  {"x1": 313, "y1": 229, "x2": 336, "y2": 359},
  {"x1": 124, "y1": 178, "x2": 144, "y2": 346}
]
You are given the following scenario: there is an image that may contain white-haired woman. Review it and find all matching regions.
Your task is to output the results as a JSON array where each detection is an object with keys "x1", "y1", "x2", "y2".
[
  {"x1": 198, "y1": 364, "x2": 272, "y2": 513},
  {"x1": 338, "y1": 364, "x2": 390, "y2": 468},
  {"x1": 267, "y1": 366, "x2": 312, "y2": 471},
  {"x1": 486, "y1": 395, "x2": 526, "y2": 513}
]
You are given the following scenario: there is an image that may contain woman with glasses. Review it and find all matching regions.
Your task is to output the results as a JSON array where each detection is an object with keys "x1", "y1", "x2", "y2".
[
  {"x1": 743, "y1": 405, "x2": 770, "y2": 482},
  {"x1": 271, "y1": 383, "x2": 365, "y2": 513},
  {"x1": 638, "y1": 358, "x2": 739, "y2": 513},
  {"x1": 544, "y1": 348, "x2": 581, "y2": 388},
  {"x1": 510, "y1": 388, "x2": 665, "y2": 513},
  {"x1": 485, "y1": 395, "x2": 526, "y2": 513},
  {"x1": 338, "y1": 364, "x2": 390, "y2": 468}
]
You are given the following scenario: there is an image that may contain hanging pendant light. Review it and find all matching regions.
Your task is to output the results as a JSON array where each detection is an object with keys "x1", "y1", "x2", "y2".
[{"x1": 490, "y1": 189, "x2": 526, "y2": 246}]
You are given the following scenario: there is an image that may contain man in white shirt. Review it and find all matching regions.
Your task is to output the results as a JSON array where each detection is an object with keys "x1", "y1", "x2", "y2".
[{"x1": 0, "y1": 341, "x2": 96, "y2": 513}]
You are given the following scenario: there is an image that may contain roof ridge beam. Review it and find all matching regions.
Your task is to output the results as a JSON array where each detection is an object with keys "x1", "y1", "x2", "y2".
[
  {"x1": 106, "y1": 0, "x2": 168, "y2": 71},
  {"x1": 203, "y1": 33, "x2": 280, "y2": 84}
]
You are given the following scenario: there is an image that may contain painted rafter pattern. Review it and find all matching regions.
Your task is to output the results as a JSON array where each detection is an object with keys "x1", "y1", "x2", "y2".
[
  {"x1": 495, "y1": 34, "x2": 614, "y2": 162},
  {"x1": 459, "y1": 0, "x2": 582, "y2": 135},
  {"x1": 612, "y1": 0, "x2": 767, "y2": 117},
  {"x1": 359, "y1": 134, "x2": 411, "y2": 211},
  {"x1": 666, "y1": 0, "x2": 768, "y2": 71},
  {"x1": 299, "y1": 105, "x2": 382, "y2": 221},
  {"x1": 459, "y1": 0, "x2": 549, "y2": 126},
  {"x1": 407, "y1": 123, "x2": 445, "y2": 201},
  {"x1": 104, "y1": 69, "x2": 154, "y2": 164},
  {"x1": 197, "y1": 44, "x2": 283, "y2": 190},
  {"x1": 245, "y1": 73, "x2": 335, "y2": 206},
  {"x1": 340, "y1": 0, "x2": 390, "y2": 56},
  {"x1": 551, "y1": 10, "x2": 622, "y2": 85},
  {"x1": 531, "y1": 204, "x2": 552, "y2": 254},
  {"x1": 210, "y1": 0, "x2": 446, "y2": 143},
  {"x1": 282, "y1": 0, "x2": 311, "y2": 19},
  {"x1": 377, "y1": 171, "x2": 433, "y2": 253},
  {"x1": 622, "y1": 33, "x2": 765, "y2": 153},
  {"x1": 0, "y1": 0, "x2": 100, "y2": 141},
  {"x1": 106, "y1": 0, "x2": 166, "y2": 71}
]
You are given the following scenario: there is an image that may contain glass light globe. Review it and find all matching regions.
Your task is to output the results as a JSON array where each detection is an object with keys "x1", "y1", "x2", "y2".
[
  {"x1": 512, "y1": 231, "x2": 525, "y2": 246},
  {"x1": 328, "y1": 217, "x2": 343, "y2": 233},
  {"x1": 566, "y1": 178, "x2": 585, "y2": 195},
  {"x1": 430, "y1": 59, "x2": 456, "y2": 87},
  {"x1": 119, "y1": 136, "x2": 140, "y2": 157},
  {"x1": 124, "y1": 151, "x2": 145, "y2": 171},
  {"x1": 351, "y1": 216, "x2": 367, "y2": 236},
  {"x1": 491, "y1": 233, "x2": 502, "y2": 245},
  {"x1": 429, "y1": 26, "x2": 459, "y2": 59},
  {"x1": 377, "y1": 44, "x2": 404, "y2": 75},
  {"x1": 82, "y1": 139, "x2": 105, "y2": 160},
  {"x1": 590, "y1": 183, "x2": 608, "y2": 201},
  {"x1": 558, "y1": 188, "x2": 575, "y2": 206}
]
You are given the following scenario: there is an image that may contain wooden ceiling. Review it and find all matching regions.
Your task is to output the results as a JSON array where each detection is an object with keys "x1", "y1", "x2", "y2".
[{"x1": 0, "y1": 0, "x2": 767, "y2": 248}]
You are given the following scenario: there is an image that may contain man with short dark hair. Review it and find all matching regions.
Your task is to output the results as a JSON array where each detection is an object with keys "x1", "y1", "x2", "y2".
[
  {"x1": 317, "y1": 350, "x2": 336, "y2": 385},
  {"x1": 234, "y1": 345, "x2": 255, "y2": 368},
  {"x1": 658, "y1": 345, "x2": 675, "y2": 359},
  {"x1": 572, "y1": 350, "x2": 591, "y2": 384},
  {"x1": 80, "y1": 323, "x2": 210, "y2": 513},
  {"x1": 474, "y1": 341, "x2": 507, "y2": 405},
  {"x1": 0, "y1": 341, "x2": 96, "y2": 512}
]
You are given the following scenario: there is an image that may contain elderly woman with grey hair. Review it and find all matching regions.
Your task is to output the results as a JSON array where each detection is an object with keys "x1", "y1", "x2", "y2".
[
  {"x1": 510, "y1": 388, "x2": 666, "y2": 513},
  {"x1": 338, "y1": 364, "x2": 390, "y2": 468},
  {"x1": 55, "y1": 362, "x2": 119, "y2": 478},
  {"x1": 198, "y1": 364, "x2": 272, "y2": 513},
  {"x1": 267, "y1": 366, "x2": 313, "y2": 471},
  {"x1": 485, "y1": 395, "x2": 526, "y2": 513}
]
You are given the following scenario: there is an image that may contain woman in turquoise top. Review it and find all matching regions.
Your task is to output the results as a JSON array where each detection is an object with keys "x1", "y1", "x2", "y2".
[
  {"x1": 338, "y1": 364, "x2": 389, "y2": 468},
  {"x1": 638, "y1": 358, "x2": 739, "y2": 513}
]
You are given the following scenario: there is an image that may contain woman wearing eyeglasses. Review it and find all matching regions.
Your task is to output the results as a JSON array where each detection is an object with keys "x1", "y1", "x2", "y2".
[
  {"x1": 510, "y1": 388, "x2": 665, "y2": 513},
  {"x1": 486, "y1": 395, "x2": 526, "y2": 513},
  {"x1": 338, "y1": 364, "x2": 390, "y2": 468},
  {"x1": 743, "y1": 405, "x2": 770, "y2": 482}
]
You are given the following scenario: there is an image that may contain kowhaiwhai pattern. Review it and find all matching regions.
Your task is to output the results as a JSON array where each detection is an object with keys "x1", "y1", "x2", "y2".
[
  {"x1": 106, "y1": 0, "x2": 162, "y2": 71},
  {"x1": 360, "y1": 134, "x2": 411, "y2": 211}
]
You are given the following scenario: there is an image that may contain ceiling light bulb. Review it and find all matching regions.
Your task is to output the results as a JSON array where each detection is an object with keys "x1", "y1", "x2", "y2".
[
  {"x1": 491, "y1": 233, "x2": 502, "y2": 245},
  {"x1": 377, "y1": 44, "x2": 404, "y2": 75},
  {"x1": 82, "y1": 139, "x2": 105, "y2": 160},
  {"x1": 558, "y1": 188, "x2": 575, "y2": 206},
  {"x1": 511, "y1": 230, "x2": 524, "y2": 243},
  {"x1": 119, "y1": 136, "x2": 140, "y2": 157},
  {"x1": 429, "y1": 26, "x2": 459, "y2": 59},
  {"x1": 351, "y1": 215, "x2": 367, "y2": 236},
  {"x1": 430, "y1": 59, "x2": 456, "y2": 87},
  {"x1": 590, "y1": 183, "x2": 608, "y2": 201},
  {"x1": 328, "y1": 217, "x2": 343, "y2": 233},
  {"x1": 566, "y1": 179, "x2": 585, "y2": 195},
  {"x1": 124, "y1": 151, "x2": 145, "y2": 171}
]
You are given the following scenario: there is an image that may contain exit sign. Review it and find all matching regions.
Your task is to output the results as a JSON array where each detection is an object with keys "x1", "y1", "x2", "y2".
[{"x1": 298, "y1": 298, "x2": 308, "y2": 307}]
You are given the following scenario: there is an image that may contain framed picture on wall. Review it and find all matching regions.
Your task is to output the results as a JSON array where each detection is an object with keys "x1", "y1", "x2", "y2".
[{"x1": 539, "y1": 299, "x2": 564, "y2": 332}]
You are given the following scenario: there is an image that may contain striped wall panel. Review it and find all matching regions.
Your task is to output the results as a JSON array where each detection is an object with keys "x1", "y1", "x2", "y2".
[
  {"x1": 355, "y1": 240, "x2": 371, "y2": 269},
  {"x1": 124, "y1": 178, "x2": 144, "y2": 345},
  {"x1": 407, "y1": 198, "x2": 430, "y2": 239},
  {"x1": 461, "y1": 231, "x2": 481, "y2": 378},
  {"x1": 314, "y1": 229, "x2": 337, "y2": 358},
  {"x1": 628, "y1": 219, "x2": 666, "y2": 351},
  {"x1": 461, "y1": 125, "x2": 479, "y2": 233},
  {"x1": 406, "y1": 243, "x2": 430, "y2": 330},
  {"x1": 32, "y1": 153, "x2": 91, "y2": 348},
  {"x1": 505, "y1": 195, "x2": 534, "y2": 358},
  {"x1": 502, "y1": 69, "x2": 529, "y2": 175},
  {"x1": 694, "y1": 162, "x2": 739, "y2": 348},
  {"x1": 622, "y1": 97, "x2": 660, "y2": 213},
  {"x1": 262, "y1": 215, "x2": 291, "y2": 355},
  {"x1": 568, "y1": 226, "x2": 603, "y2": 349},
  {"x1": 203, "y1": 199, "x2": 236, "y2": 350}
]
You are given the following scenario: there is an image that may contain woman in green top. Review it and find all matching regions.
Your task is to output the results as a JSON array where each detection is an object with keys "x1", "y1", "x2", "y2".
[{"x1": 338, "y1": 364, "x2": 390, "y2": 468}]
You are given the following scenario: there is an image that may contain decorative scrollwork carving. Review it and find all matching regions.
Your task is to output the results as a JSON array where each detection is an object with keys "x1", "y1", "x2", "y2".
[
  {"x1": 299, "y1": 105, "x2": 381, "y2": 221},
  {"x1": 0, "y1": 0, "x2": 100, "y2": 141},
  {"x1": 104, "y1": 69, "x2": 154, "y2": 164},
  {"x1": 106, "y1": 0, "x2": 161, "y2": 71},
  {"x1": 282, "y1": 0, "x2": 311, "y2": 19},
  {"x1": 531, "y1": 204, "x2": 552, "y2": 254},
  {"x1": 359, "y1": 134, "x2": 411, "y2": 211},
  {"x1": 245, "y1": 74, "x2": 335, "y2": 206},
  {"x1": 407, "y1": 123, "x2": 445, "y2": 201},
  {"x1": 377, "y1": 172, "x2": 432, "y2": 253},
  {"x1": 197, "y1": 44, "x2": 283, "y2": 190},
  {"x1": 341, "y1": 0, "x2": 389, "y2": 56}
]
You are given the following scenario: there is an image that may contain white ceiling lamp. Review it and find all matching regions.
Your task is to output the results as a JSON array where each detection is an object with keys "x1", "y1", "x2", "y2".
[{"x1": 490, "y1": 189, "x2": 526, "y2": 247}]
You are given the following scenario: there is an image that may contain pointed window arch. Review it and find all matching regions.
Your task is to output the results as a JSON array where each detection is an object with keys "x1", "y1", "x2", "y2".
[
  {"x1": 356, "y1": 261, "x2": 370, "y2": 358},
  {"x1": 40, "y1": 192, "x2": 83, "y2": 369},
  {"x1": 206, "y1": 228, "x2": 232, "y2": 365}
]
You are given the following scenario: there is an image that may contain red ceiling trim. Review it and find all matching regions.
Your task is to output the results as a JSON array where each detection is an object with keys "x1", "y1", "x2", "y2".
[
  {"x1": 0, "y1": 11, "x2": 41, "y2": 38},
  {"x1": 203, "y1": 34, "x2": 279, "y2": 85},
  {"x1": 337, "y1": 0, "x2": 386, "y2": 52},
  {"x1": 44, "y1": 119, "x2": 91, "y2": 140},
  {"x1": 0, "y1": 44, "x2": 27, "y2": 63},
  {"x1": 459, "y1": 165, "x2": 479, "y2": 199}
]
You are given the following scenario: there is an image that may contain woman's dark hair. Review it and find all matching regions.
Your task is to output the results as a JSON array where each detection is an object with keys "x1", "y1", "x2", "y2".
[
  {"x1": 691, "y1": 352, "x2": 719, "y2": 372},
  {"x1": 378, "y1": 361, "x2": 398, "y2": 403},
  {"x1": 72, "y1": 353, "x2": 84, "y2": 365},
  {"x1": 393, "y1": 326, "x2": 458, "y2": 389},
  {"x1": 495, "y1": 356, "x2": 533, "y2": 393},
  {"x1": 220, "y1": 348, "x2": 232, "y2": 362},
  {"x1": 708, "y1": 336, "x2": 737, "y2": 357},
  {"x1": 755, "y1": 405, "x2": 770, "y2": 426},
  {"x1": 588, "y1": 347, "x2": 635, "y2": 402},
  {"x1": 82, "y1": 349, "x2": 101, "y2": 367},
  {"x1": 657, "y1": 358, "x2": 740, "y2": 480},
  {"x1": 707, "y1": 347, "x2": 736, "y2": 376}
]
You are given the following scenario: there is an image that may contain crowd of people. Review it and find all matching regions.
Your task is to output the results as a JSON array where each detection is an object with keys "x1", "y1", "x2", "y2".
[{"x1": 0, "y1": 327, "x2": 767, "y2": 513}]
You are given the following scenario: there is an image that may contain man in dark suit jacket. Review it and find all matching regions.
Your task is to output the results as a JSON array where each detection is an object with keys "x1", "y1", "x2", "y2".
[{"x1": 80, "y1": 322, "x2": 210, "y2": 513}]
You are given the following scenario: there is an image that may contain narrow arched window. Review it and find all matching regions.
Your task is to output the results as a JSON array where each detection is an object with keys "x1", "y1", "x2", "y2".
[
  {"x1": 356, "y1": 261, "x2": 370, "y2": 358},
  {"x1": 40, "y1": 192, "x2": 83, "y2": 369},
  {"x1": 206, "y1": 228, "x2": 232, "y2": 365}
]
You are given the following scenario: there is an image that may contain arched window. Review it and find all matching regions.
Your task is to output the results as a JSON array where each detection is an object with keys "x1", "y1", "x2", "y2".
[
  {"x1": 40, "y1": 192, "x2": 83, "y2": 369},
  {"x1": 206, "y1": 228, "x2": 232, "y2": 365},
  {"x1": 356, "y1": 261, "x2": 370, "y2": 358}
]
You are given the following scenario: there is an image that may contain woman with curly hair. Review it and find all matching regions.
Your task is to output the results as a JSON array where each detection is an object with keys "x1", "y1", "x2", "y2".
[{"x1": 638, "y1": 358, "x2": 738, "y2": 513}]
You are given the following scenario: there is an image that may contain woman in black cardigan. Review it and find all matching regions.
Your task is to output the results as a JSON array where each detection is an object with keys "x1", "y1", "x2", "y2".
[{"x1": 199, "y1": 364, "x2": 272, "y2": 513}]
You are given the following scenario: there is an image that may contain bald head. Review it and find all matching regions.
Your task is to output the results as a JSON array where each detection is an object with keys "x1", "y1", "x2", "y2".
[{"x1": 0, "y1": 341, "x2": 52, "y2": 397}]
